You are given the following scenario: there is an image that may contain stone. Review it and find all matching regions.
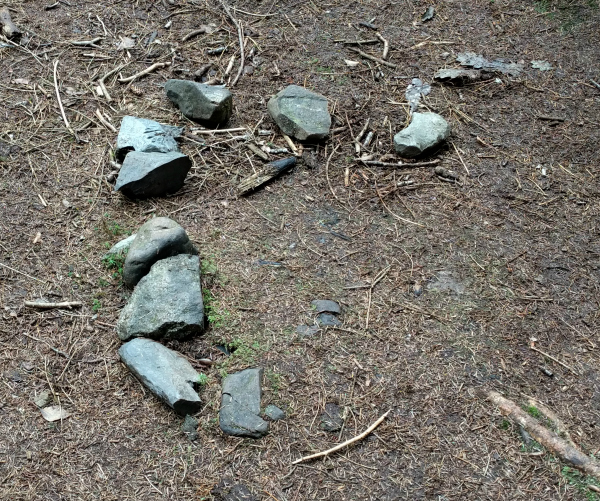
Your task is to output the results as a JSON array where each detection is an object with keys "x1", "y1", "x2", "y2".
[
  {"x1": 165, "y1": 79, "x2": 232, "y2": 126},
  {"x1": 33, "y1": 390, "x2": 52, "y2": 408},
  {"x1": 212, "y1": 479, "x2": 257, "y2": 501},
  {"x1": 264, "y1": 404, "x2": 285, "y2": 421},
  {"x1": 320, "y1": 403, "x2": 343, "y2": 432},
  {"x1": 123, "y1": 217, "x2": 197, "y2": 287},
  {"x1": 393, "y1": 112, "x2": 451, "y2": 158},
  {"x1": 311, "y1": 299, "x2": 340, "y2": 314},
  {"x1": 267, "y1": 85, "x2": 331, "y2": 141},
  {"x1": 220, "y1": 368, "x2": 269, "y2": 438},
  {"x1": 434, "y1": 68, "x2": 482, "y2": 85},
  {"x1": 118, "y1": 254, "x2": 204, "y2": 341},
  {"x1": 114, "y1": 151, "x2": 192, "y2": 199},
  {"x1": 181, "y1": 415, "x2": 199, "y2": 441},
  {"x1": 317, "y1": 313, "x2": 341, "y2": 327},
  {"x1": 118, "y1": 338, "x2": 203, "y2": 415},
  {"x1": 115, "y1": 116, "x2": 182, "y2": 161},
  {"x1": 296, "y1": 324, "x2": 319, "y2": 337},
  {"x1": 103, "y1": 234, "x2": 136, "y2": 260}
]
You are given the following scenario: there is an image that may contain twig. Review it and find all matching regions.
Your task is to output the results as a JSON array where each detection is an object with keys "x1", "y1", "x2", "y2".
[
  {"x1": 22, "y1": 332, "x2": 69, "y2": 358},
  {"x1": 217, "y1": 0, "x2": 245, "y2": 86},
  {"x1": 324, "y1": 145, "x2": 342, "y2": 204},
  {"x1": 362, "y1": 159, "x2": 440, "y2": 168},
  {"x1": 182, "y1": 27, "x2": 207, "y2": 42},
  {"x1": 530, "y1": 345, "x2": 579, "y2": 375},
  {"x1": 483, "y1": 390, "x2": 600, "y2": 480},
  {"x1": 97, "y1": 63, "x2": 129, "y2": 102},
  {"x1": 94, "y1": 108, "x2": 117, "y2": 133},
  {"x1": 335, "y1": 39, "x2": 379, "y2": 45},
  {"x1": 348, "y1": 47, "x2": 397, "y2": 68},
  {"x1": 224, "y1": 55, "x2": 235, "y2": 77},
  {"x1": 292, "y1": 410, "x2": 391, "y2": 464},
  {"x1": 191, "y1": 127, "x2": 246, "y2": 134},
  {"x1": 590, "y1": 79, "x2": 600, "y2": 91},
  {"x1": 25, "y1": 301, "x2": 82, "y2": 309},
  {"x1": 118, "y1": 62, "x2": 171, "y2": 83},
  {"x1": 53, "y1": 61, "x2": 76, "y2": 138},
  {"x1": 451, "y1": 142, "x2": 469, "y2": 176},
  {"x1": 0, "y1": 262, "x2": 46, "y2": 283},
  {"x1": 70, "y1": 37, "x2": 103, "y2": 47},
  {"x1": 375, "y1": 32, "x2": 389, "y2": 60}
]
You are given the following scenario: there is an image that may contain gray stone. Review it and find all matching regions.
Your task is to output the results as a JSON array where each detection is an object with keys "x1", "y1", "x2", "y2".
[
  {"x1": 220, "y1": 368, "x2": 269, "y2": 438},
  {"x1": 123, "y1": 217, "x2": 197, "y2": 287},
  {"x1": 115, "y1": 116, "x2": 182, "y2": 161},
  {"x1": 317, "y1": 313, "x2": 341, "y2": 327},
  {"x1": 114, "y1": 151, "x2": 191, "y2": 199},
  {"x1": 212, "y1": 479, "x2": 257, "y2": 501},
  {"x1": 320, "y1": 403, "x2": 343, "y2": 432},
  {"x1": 296, "y1": 324, "x2": 319, "y2": 337},
  {"x1": 393, "y1": 112, "x2": 451, "y2": 158},
  {"x1": 311, "y1": 299, "x2": 340, "y2": 314},
  {"x1": 103, "y1": 234, "x2": 136, "y2": 260},
  {"x1": 118, "y1": 338, "x2": 202, "y2": 415},
  {"x1": 264, "y1": 404, "x2": 285, "y2": 421},
  {"x1": 181, "y1": 415, "x2": 199, "y2": 441},
  {"x1": 267, "y1": 85, "x2": 331, "y2": 141},
  {"x1": 118, "y1": 254, "x2": 204, "y2": 341},
  {"x1": 434, "y1": 68, "x2": 482, "y2": 84},
  {"x1": 165, "y1": 80, "x2": 232, "y2": 126},
  {"x1": 33, "y1": 390, "x2": 52, "y2": 408}
]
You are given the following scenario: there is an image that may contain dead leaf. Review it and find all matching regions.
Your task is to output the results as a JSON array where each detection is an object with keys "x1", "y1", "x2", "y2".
[
  {"x1": 41, "y1": 405, "x2": 70, "y2": 422},
  {"x1": 118, "y1": 36, "x2": 135, "y2": 50}
]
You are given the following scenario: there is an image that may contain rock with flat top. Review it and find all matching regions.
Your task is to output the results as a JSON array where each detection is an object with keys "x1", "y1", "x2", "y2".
[
  {"x1": 123, "y1": 217, "x2": 197, "y2": 287},
  {"x1": 393, "y1": 112, "x2": 450, "y2": 158},
  {"x1": 118, "y1": 254, "x2": 204, "y2": 341},
  {"x1": 115, "y1": 116, "x2": 182, "y2": 161},
  {"x1": 165, "y1": 80, "x2": 232, "y2": 126},
  {"x1": 220, "y1": 368, "x2": 269, "y2": 438},
  {"x1": 118, "y1": 338, "x2": 202, "y2": 415},
  {"x1": 267, "y1": 85, "x2": 331, "y2": 141}
]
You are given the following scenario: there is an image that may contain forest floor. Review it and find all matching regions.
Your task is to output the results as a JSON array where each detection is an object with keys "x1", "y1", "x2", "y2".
[{"x1": 1, "y1": 0, "x2": 600, "y2": 499}]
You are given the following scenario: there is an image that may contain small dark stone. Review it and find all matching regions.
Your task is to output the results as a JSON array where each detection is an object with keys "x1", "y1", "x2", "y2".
[
  {"x1": 165, "y1": 80, "x2": 232, "y2": 126},
  {"x1": 264, "y1": 404, "x2": 285, "y2": 421},
  {"x1": 181, "y1": 415, "x2": 199, "y2": 441},
  {"x1": 311, "y1": 299, "x2": 341, "y2": 314},
  {"x1": 212, "y1": 478, "x2": 257, "y2": 501},
  {"x1": 320, "y1": 403, "x2": 343, "y2": 432},
  {"x1": 317, "y1": 313, "x2": 341, "y2": 327}
]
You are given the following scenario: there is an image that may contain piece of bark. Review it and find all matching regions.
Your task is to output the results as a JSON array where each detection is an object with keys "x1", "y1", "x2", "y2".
[
  {"x1": 237, "y1": 157, "x2": 296, "y2": 195},
  {"x1": 484, "y1": 390, "x2": 600, "y2": 480},
  {"x1": 0, "y1": 6, "x2": 21, "y2": 40}
]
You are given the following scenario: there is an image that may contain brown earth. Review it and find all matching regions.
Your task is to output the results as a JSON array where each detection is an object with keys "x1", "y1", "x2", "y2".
[{"x1": 1, "y1": 0, "x2": 600, "y2": 499}]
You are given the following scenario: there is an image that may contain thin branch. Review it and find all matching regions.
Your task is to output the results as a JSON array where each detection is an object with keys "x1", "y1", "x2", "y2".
[
  {"x1": 217, "y1": 0, "x2": 245, "y2": 86},
  {"x1": 348, "y1": 47, "x2": 397, "y2": 68},
  {"x1": 118, "y1": 62, "x2": 171, "y2": 83},
  {"x1": 292, "y1": 410, "x2": 391, "y2": 464},
  {"x1": 530, "y1": 345, "x2": 579, "y2": 375},
  {"x1": 25, "y1": 301, "x2": 82, "y2": 309},
  {"x1": 53, "y1": 60, "x2": 76, "y2": 137}
]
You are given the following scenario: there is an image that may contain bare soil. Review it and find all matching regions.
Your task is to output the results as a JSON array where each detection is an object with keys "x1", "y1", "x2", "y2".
[{"x1": 1, "y1": 0, "x2": 600, "y2": 499}]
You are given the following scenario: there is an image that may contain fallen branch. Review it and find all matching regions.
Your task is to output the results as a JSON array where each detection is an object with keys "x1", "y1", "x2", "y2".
[
  {"x1": 70, "y1": 37, "x2": 103, "y2": 48},
  {"x1": 530, "y1": 345, "x2": 579, "y2": 375},
  {"x1": 362, "y1": 159, "x2": 440, "y2": 168},
  {"x1": 292, "y1": 410, "x2": 390, "y2": 464},
  {"x1": 25, "y1": 300, "x2": 82, "y2": 309},
  {"x1": 375, "y1": 32, "x2": 389, "y2": 60},
  {"x1": 348, "y1": 47, "x2": 397, "y2": 68},
  {"x1": 182, "y1": 27, "x2": 207, "y2": 42},
  {"x1": 217, "y1": 0, "x2": 245, "y2": 86},
  {"x1": 484, "y1": 390, "x2": 600, "y2": 480},
  {"x1": 96, "y1": 63, "x2": 129, "y2": 102},
  {"x1": 94, "y1": 108, "x2": 117, "y2": 133},
  {"x1": 0, "y1": 6, "x2": 21, "y2": 40},
  {"x1": 118, "y1": 61, "x2": 171, "y2": 83},
  {"x1": 52, "y1": 60, "x2": 76, "y2": 138},
  {"x1": 237, "y1": 157, "x2": 296, "y2": 195}
]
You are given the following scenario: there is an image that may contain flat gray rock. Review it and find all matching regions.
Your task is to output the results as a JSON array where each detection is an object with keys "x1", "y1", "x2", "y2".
[
  {"x1": 123, "y1": 217, "x2": 197, "y2": 287},
  {"x1": 320, "y1": 403, "x2": 343, "y2": 432},
  {"x1": 115, "y1": 116, "x2": 182, "y2": 161},
  {"x1": 434, "y1": 68, "x2": 482, "y2": 84},
  {"x1": 264, "y1": 404, "x2": 285, "y2": 421},
  {"x1": 114, "y1": 151, "x2": 191, "y2": 199},
  {"x1": 220, "y1": 368, "x2": 269, "y2": 438},
  {"x1": 103, "y1": 234, "x2": 136, "y2": 260},
  {"x1": 267, "y1": 85, "x2": 331, "y2": 141},
  {"x1": 393, "y1": 112, "x2": 451, "y2": 158},
  {"x1": 317, "y1": 313, "x2": 341, "y2": 327},
  {"x1": 165, "y1": 80, "x2": 232, "y2": 126},
  {"x1": 118, "y1": 254, "x2": 204, "y2": 341},
  {"x1": 311, "y1": 299, "x2": 340, "y2": 314},
  {"x1": 296, "y1": 324, "x2": 319, "y2": 337},
  {"x1": 118, "y1": 338, "x2": 202, "y2": 415},
  {"x1": 181, "y1": 415, "x2": 199, "y2": 441}
]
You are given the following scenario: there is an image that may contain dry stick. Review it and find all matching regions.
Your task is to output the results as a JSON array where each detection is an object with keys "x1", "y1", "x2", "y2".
[
  {"x1": 70, "y1": 37, "x2": 103, "y2": 47},
  {"x1": 590, "y1": 79, "x2": 600, "y2": 91},
  {"x1": 192, "y1": 127, "x2": 246, "y2": 134},
  {"x1": 182, "y1": 27, "x2": 207, "y2": 42},
  {"x1": 217, "y1": 0, "x2": 245, "y2": 86},
  {"x1": 53, "y1": 61, "x2": 76, "y2": 138},
  {"x1": 451, "y1": 142, "x2": 470, "y2": 176},
  {"x1": 25, "y1": 301, "x2": 82, "y2": 309},
  {"x1": 484, "y1": 390, "x2": 600, "y2": 480},
  {"x1": 22, "y1": 332, "x2": 69, "y2": 358},
  {"x1": 375, "y1": 181, "x2": 425, "y2": 227},
  {"x1": 119, "y1": 62, "x2": 171, "y2": 83},
  {"x1": 530, "y1": 345, "x2": 579, "y2": 376},
  {"x1": 97, "y1": 63, "x2": 129, "y2": 102},
  {"x1": 324, "y1": 145, "x2": 343, "y2": 204},
  {"x1": 375, "y1": 32, "x2": 389, "y2": 60},
  {"x1": 362, "y1": 159, "x2": 439, "y2": 168},
  {"x1": 94, "y1": 108, "x2": 117, "y2": 132},
  {"x1": 348, "y1": 47, "x2": 397, "y2": 68},
  {"x1": 292, "y1": 410, "x2": 390, "y2": 464},
  {"x1": 0, "y1": 262, "x2": 46, "y2": 283}
]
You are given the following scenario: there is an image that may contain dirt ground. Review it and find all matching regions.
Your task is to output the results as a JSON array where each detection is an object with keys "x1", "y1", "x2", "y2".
[{"x1": 1, "y1": 0, "x2": 600, "y2": 499}]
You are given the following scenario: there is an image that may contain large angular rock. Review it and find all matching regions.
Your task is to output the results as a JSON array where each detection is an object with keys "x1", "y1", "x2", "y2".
[
  {"x1": 267, "y1": 85, "x2": 331, "y2": 141},
  {"x1": 165, "y1": 80, "x2": 232, "y2": 126},
  {"x1": 118, "y1": 338, "x2": 202, "y2": 415},
  {"x1": 393, "y1": 112, "x2": 450, "y2": 158},
  {"x1": 118, "y1": 254, "x2": 204, "y2": 341},
  {"x1": 220, "y1": 368, "x2": 269, "y2": 438},
  {"x1": 123, "y1": 217, "x2": 197, "y2": 287},
  {"x1": 114, "y1": 151, "x2": 191, "y2": 199},
  {"x1": 115, "y1": 116, "x2": 182, "y2": 161}
]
